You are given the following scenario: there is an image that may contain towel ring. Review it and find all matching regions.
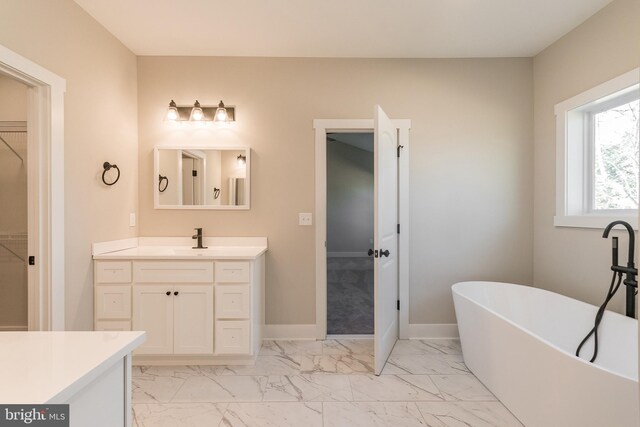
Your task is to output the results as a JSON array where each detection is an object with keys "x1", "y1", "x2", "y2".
[
  {"x1": 159, "y1": 174, "x2": 169, "y2": 193},
  {"x1": 102, "y1": 162, "x2": 120, "y2": 186}
]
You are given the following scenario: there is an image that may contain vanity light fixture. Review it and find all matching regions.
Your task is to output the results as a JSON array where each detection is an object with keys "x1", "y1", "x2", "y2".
[
  {"x1": 215, "y1": 100, "x2": 229, "y2": 122},
  {"x1": 189, "y1": 100, "x2": 204, "y2": 121},
  {"x1": 237, "y1": 154, "x2": 247, "y2": 166},
  {"x1": 164, "y1": 100, "x2": 236, "y2": 122},
  {"x1": 166, "y1": 100, "x2": 179, "y2": 121}
]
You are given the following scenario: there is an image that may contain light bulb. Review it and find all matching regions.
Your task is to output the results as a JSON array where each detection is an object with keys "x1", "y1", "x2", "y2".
[
  {"x1": 166, "y1": 100, "x2": 179, "y2": 121},
  {"x1": 214, "y1": 100, "x2": 228, "y2": 122},
  {"x1": 190, "y1": 100, "x2": 204, "y2": 121}
]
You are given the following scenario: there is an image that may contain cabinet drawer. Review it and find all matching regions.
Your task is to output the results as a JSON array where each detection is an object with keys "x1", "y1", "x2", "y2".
[
  {"x1": 95, "y1": 285, "x2": 131, "y2": 319},
  {"x1": 215, "y1": 320, "x2": 250, "y2": 355},
  {"x1": 95, "y1": 320, "x2": 131, "y2": 331},
  {"x1": 215, "y1": 285, "x2": 250, "y2": 319},
  {"x1": 215, "y1": 261, "x2": 250, "y2": 283},
  {"x1": 95, "y1": 261, "x2": 132, "y2": 284},
  {"x1": 134, "y1": 261, "x2": 214, "y2": 283}
]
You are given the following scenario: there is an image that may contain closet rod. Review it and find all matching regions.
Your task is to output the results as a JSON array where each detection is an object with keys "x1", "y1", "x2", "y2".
[{"x1": 0, "y1": 134, "x2": 24, "y2": 163}]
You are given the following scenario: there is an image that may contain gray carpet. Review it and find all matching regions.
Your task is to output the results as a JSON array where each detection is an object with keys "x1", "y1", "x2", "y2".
[{"x1": 327, "y1": 257, "x2": 374, "y2": 335}]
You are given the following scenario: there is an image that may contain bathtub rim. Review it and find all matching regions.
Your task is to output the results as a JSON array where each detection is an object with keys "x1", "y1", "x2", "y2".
[{"x1": 452, "y1": 280, "x2": 638, "y2": 382}]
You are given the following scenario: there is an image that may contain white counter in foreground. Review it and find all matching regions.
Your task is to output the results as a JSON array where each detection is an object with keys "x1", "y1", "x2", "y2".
[{"x1": 0, "y1": 331, "x2": 145, "y2": 426}]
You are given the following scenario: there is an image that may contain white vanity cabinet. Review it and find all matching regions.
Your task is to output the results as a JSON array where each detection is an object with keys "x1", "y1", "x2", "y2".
[
  {"x1": 132, "y1": 261, "x2": 215, "y2": 356},
  {"x1": 93, "y1": 241, "x2": 266, "y2": 366},
  {"x1": 133, "y1": 283, "x2": 214, "y2": 355},
  {"x1": 94, "y1": 261, "x2": 133, "y2": 331}
]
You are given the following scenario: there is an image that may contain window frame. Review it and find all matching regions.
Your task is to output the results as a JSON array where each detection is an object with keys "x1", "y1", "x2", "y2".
[{"x1": 554, "y1": 68, "x2": 640, "y2": 229}]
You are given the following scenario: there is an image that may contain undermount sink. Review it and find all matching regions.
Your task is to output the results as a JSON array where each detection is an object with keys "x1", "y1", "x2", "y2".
[{"x1": 172, "y1": 248, "x2": 218, "y2": 256}]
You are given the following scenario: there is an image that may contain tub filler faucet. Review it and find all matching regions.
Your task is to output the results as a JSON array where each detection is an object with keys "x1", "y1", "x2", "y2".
[
  {"x1": 603, "y1": 220, "x2": 637, "y2": 318},
  {"x1": 576, "y1": 220, "x2": 637, "y2": 362},
  {"x1": 192, "y1": 228, "x2": 207, "y2": 249}
]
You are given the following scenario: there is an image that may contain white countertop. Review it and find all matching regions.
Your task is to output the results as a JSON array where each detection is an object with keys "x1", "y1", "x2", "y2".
[
  {"x1": 93, "y1": 245, "x2": 268, "y2": 260},
  {"x1": 0, "y1": 331, "x2": 145, "y2": 403},
  {"x1": 92, "y1": 237, "x2": 268, "y2": 260}
]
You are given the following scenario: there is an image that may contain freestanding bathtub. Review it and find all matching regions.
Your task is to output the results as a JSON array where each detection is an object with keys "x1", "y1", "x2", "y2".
[{"x1": 452, "y1": 281, "x2": 638, "y2": 427}]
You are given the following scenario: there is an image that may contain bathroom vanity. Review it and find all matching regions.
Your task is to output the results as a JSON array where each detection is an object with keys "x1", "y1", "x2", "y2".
[{"x1": 92, "y1": 237, "x2": 266, "y2": 365}]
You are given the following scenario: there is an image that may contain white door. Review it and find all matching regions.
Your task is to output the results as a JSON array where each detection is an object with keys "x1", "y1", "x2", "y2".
[
  {"x1": 133, "y1": 285, "x2": 174, "y2": 355},
  {"x1": 173, "y1": 285, "x2": 214, "y2": 354},
  {"x1": 373, "y1": 105, "x2": 399, "y2": 375}
]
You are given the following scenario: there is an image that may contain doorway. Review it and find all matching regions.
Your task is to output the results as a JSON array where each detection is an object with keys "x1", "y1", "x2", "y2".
[
  {"x1": 0, "y1": 74, "x2": 28, "y2": 330},
  {"x1": 314, "y1": 113, "x2": 411, "y2": 374},
  {"x1": 0, "y1": 44, "x2": 66, "y2": 330},
  {"x1": 326, "y1": 132, "x2": 375, "y2": 335}
]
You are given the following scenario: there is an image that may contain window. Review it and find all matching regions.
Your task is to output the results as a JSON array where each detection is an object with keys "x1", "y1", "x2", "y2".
[{"x1": 555, "y1": 69, "x2": 640, "y2": 229}]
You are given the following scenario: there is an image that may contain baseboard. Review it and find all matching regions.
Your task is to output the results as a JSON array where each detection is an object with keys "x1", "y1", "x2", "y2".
[
  {"x1": 262, "y1": 324, "x2": 457, "y2": 340},
  {"x1": 0, "y1": 325, "x2": 28, "y2": 331},
  {"x1": 408, "y1": 323, "x2": 459, "y2": 339},
  {"x1": 327, "y1": 252, "x2": 369, "y2": 258},
  {"x1": 263, "y1": 324, "x2": 317, "y2": 340}
]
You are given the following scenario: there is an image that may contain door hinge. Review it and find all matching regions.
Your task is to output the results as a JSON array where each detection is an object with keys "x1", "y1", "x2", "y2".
[
  {"x1": 397, "y1": 300, "x2": 400, "y2": 311},
  {"x1": 28, "y1": 256, "x2": 35, "y2": 266},
  {"x1": 397, "y1": 145, "x2": 404, "y2": 158},
  {"x1": 397, "y1": 224, "x2": 400, "y2": 234}
]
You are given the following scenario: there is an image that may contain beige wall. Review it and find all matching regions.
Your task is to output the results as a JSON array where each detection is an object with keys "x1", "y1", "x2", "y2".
[
  {"x1": 138, "y1": 56, "x2": 534, "y2": 325},
  {"x1": 0, "y1": 0, "x2": 139, "y2": 330},
  {"x1": 0, "y1": 75, "x2": 27, "y2": 120},
  {"x1": 533, "y1": 0, "x2": 640, "y2": 314},
  {"x1": 327, "y1": 141, "x2": 374, "y2": 254}
]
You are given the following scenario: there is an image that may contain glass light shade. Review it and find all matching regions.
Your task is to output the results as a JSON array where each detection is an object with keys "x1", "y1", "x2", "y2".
[
  {"x1": 237, "y1": 155, "x2": 246, "y2": 166},
  {"x1": 214, "y1": 100, "x2": 228, "y2": 122},
  {"x1": 190, "y1": 100, "x2": 204, "y2": 121},
  {"x1": 166, "y1": 100, "x2": 179, "y2": 121}
]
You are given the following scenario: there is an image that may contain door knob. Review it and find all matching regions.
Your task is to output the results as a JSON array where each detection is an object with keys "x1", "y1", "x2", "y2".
[
  {"x1": 367, "y1": 249, "x2": 374, "y2": 256},
  {"x1": 380, "y1": 249, "x2": 390, "y2": 257},
  {"x1": 166, "y1": 291, "x2": 171, "y2": 296}
]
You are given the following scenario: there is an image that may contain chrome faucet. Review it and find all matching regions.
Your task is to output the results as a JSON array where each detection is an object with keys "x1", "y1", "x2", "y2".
[{"x1": 192, "y1": 228, "x2": 207, "y2": 249}]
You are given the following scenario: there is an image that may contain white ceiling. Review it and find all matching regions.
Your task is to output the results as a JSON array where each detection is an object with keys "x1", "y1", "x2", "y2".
[{"x1": 74, "y1": 0, "x2": 612, "y2": 58}]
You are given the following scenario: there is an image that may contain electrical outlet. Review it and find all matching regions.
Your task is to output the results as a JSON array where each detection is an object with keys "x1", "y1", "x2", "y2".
[
  {"x1": 129, "y1": 213, "x2": 136, "y2": 227},
  {"x1": 299, "y1": 213, "x2": 313, "y2": 226}
]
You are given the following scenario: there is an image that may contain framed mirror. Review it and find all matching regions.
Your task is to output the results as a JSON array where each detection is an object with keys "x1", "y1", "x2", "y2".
[{"x1": 154, "y1": 146, "x2": 250, "y2": 209}]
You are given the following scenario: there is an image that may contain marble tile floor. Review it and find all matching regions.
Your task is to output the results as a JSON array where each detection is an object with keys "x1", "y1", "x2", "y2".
[{"x1": 132, "y1": 338, "x2": 523, "y2": 426}]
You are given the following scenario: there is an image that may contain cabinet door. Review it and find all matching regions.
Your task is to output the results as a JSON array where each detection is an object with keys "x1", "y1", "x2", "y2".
[
  {"x1": 215, "y1": 285, "x2": 251, "y2": 319},
  {"x1": 133, "y1": 285, "x2": 174, "y2": 355},
  {"x1": 215, "y1": 320, "x2": 251, "y2": 355},
  {"x1": 173, "y1": 285, "x2": 214, "y2": 355},
  {"x1": 95, "y1": 285, "x2": 131, "y2": 320}
]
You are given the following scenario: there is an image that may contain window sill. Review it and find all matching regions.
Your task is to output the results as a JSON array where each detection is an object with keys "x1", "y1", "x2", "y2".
[{"x1": 554, "y1": 215, "x2": 638, "y2": 230}]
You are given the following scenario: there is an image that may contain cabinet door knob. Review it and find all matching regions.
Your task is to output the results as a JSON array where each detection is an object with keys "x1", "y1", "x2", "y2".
[
  {"x1": 174, "y1": 291, "x2": 179, "y2": 296},
  {"x1": 166, "y1": 291, "x2": 171, "y2": 296}
]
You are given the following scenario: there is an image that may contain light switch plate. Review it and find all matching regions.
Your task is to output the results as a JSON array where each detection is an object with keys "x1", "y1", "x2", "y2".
[
  {"x1": 299, "y1": 213, "x2": 313, "y2": 226},
  {"x1": 129, "y1": 213, "x2": 136, "y2": 227}
]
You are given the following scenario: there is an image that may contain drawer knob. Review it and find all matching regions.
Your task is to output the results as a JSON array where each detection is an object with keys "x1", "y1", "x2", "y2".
[
  {"x1": 166, "y1": 291, "x2": 171, "y2": 296},
  {"x1": 174, "y1": 291, "x2": 179, "y2": 296}
]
